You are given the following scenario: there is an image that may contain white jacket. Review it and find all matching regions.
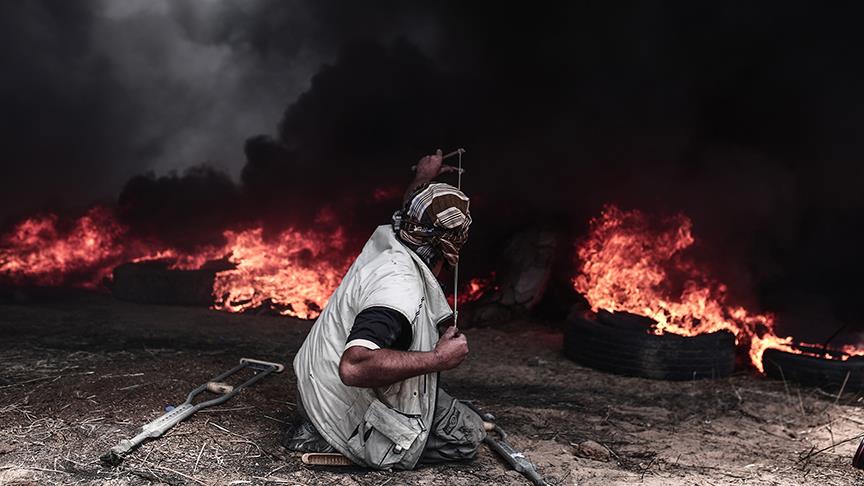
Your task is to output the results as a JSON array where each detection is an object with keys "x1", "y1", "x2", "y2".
[{"x1": 293, "y1": 225, "x2": 453, "y2": 469}]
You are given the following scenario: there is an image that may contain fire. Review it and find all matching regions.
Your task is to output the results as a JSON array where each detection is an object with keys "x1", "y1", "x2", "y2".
[
  {"x1": 0, "y1": 207, "x2": 351, "y2": 319},
  {"x1": 132, "y1": 250, "x2": 221, "y2": 270},
  {"x1": 448, "y1": 273, "x2": 496, "y2": 307},
  {"x1": 211, "y1": 227, "x2": 349, "y2": 319},
  {"x1": 0, "y1": 205, "x2": 494, "y2": 320},
  {"x1": 573, "y1": 205, "x2": 863, "y2": 372},
  {"x1": 0, "y1": 207, "x2": 126, "y2": 287}
]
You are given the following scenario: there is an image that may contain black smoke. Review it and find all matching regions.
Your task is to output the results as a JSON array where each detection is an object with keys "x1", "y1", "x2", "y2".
[
  {"x1": 118, "y1": 166, "x2": 241, "y2": 251},
  {"x1": 3, "y1": 1, "x2": 864, "y2": 338}
]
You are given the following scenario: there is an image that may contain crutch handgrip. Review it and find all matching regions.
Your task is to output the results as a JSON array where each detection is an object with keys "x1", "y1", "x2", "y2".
[
  {"x1": 240, "y1": 357, "x2": 285, "y2": 372},
  {"x1": 206, "y1": 381, "x2": 234, "y2": 394}
]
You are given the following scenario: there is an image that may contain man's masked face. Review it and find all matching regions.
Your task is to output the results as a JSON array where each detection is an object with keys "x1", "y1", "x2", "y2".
[{"x1": 393, "y1": 182, "x2": 472, "y2": 269}]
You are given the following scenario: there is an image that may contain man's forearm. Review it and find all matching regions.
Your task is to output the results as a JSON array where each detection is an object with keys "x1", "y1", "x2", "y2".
[{"x1": 340, "y1": 347, "x2": 442, "y2": 388}]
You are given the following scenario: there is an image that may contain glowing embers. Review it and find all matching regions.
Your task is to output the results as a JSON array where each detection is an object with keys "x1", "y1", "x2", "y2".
[
  {"x1": 0, "y1": 207, "x2": 125, "y2": 287},
  {"x1": 573, "y1": 205, "x2": 863, "y2": 372}
]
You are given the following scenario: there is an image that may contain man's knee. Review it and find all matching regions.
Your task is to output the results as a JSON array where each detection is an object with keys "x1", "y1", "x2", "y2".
[{"x1": 421, "y1": 390, "x2": 486, "y2": 463}]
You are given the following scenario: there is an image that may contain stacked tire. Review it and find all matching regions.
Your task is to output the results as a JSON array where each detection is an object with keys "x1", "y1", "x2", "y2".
[
  {"x1": 564, "y1": 312, "x2": 736, "y2": 381},
  {"x1": 763, "y1": 348, "x2": 864, "y2": 393},
  {"x1": 109, "y1": 260, "x2": 222, "y2": 306}
]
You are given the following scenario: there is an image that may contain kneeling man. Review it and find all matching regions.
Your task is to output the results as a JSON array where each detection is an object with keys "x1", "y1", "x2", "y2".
[{"x1": 287, "y1": 150, "x2": 486, "y2": 470}]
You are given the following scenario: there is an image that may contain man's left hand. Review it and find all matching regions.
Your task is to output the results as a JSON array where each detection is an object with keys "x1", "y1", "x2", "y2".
[{"x1": 414, "y1": 149, "x2": 459, "y2": 181}]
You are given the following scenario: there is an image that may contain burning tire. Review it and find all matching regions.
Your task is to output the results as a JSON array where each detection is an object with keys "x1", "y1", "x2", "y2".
[
  {"x1": 563, "y1": 313, "x2": 736, "y2": 381},
  {"x1": 762, "y1": 348, "x2": 864, "y2": 393}
]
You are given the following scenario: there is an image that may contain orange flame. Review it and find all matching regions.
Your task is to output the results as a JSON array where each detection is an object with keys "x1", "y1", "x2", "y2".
[
  {"x1": 0, "y1": 208, "x2": 352, "y2": 319},
  {"x1": 211, "y1": 226, "x2": 350, "y2": 319},
  {"x1": 573, "y1": 205, "x2": 863, "y2": 372},
  {"x1": 448, "y1": 273, "x2": 496, "y2": 307},
  {"x1": 0, "y1": 207, "x2": 125, "y2": 287}
]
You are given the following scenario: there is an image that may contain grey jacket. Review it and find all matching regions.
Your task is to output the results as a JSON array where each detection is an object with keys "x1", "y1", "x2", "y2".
[{"x1": 293, "y1": 225, "x2": 452, "y2": 469}]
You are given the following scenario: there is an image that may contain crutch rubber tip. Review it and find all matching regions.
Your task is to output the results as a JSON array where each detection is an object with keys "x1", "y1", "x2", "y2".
[{"x1": 100, "y1": 451, "x2": 123, "y2": 467}]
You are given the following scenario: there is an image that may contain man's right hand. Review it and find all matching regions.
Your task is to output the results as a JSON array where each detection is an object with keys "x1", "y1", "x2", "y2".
[
  {"x1": 339, "y1": 325, "x2": 469, "y2": 388},
  {"x1": 433, "y1": 325, "x2": 469, "y2": 371}
]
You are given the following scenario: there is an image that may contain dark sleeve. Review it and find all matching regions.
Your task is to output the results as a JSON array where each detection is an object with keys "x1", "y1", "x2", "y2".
[{"x1": 346, "y1": 307, "x2": 413, "y2": 351}]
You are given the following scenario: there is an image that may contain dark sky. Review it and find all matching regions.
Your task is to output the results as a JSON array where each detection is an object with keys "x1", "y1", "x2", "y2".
[{"x1": 2, "y1": 1, "x2": 864, "y2": 334}]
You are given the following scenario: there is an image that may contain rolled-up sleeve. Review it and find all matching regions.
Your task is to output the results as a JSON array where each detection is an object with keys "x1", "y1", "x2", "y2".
[{"x1": 345, "y1": 307, "x2": 413, "y2": 351}]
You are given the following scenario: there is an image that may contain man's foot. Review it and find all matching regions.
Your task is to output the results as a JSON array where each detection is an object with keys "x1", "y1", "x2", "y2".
[{"x1": 281, "y1": 417, "x2": 336, "y2": 453}]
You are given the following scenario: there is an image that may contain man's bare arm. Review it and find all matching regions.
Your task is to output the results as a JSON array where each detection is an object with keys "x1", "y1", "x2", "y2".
[{"x1": 339, "y1": 326, "x2": 467, "y2": 388}]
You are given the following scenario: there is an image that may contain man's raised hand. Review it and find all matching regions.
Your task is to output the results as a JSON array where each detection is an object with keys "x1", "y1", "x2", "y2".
[{"x1": 414, "y1": 149, "x2": 459, "y2": 181}]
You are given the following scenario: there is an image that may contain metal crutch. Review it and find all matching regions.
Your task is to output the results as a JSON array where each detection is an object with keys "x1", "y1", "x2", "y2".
[{"x1": 101, "y1": 357, "x2": 284, "y2": 466}]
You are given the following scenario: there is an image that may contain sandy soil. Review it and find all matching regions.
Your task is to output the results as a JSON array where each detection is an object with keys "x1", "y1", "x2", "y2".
[{"x1": 0, "y1": 291, "x2": 863, "y2": 485}]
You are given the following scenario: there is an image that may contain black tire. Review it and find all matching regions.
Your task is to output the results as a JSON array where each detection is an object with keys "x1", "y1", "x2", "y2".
[
  {"x1": 762, "y1": 348, "x2": 864, "y2": 393},
  {"x1": 563, "y1": 317, "x2": 736, "y2": 381},
  {"x1": 110, "y1": 261, "x2": 217, "y2": 306}
]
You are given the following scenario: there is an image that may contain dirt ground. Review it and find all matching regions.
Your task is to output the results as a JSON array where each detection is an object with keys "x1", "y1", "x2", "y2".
[{"x1": 1, "y1": 291, "x2": 863, "y2": 485}]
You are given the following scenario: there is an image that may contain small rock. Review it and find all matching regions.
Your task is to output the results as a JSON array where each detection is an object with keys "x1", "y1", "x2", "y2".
[
  {"x1": 527, "y1": 356, "x2": 549, "y2": 367},
  {"x1": 572, "y1": 440, "x2": 611, "y2": 462}
]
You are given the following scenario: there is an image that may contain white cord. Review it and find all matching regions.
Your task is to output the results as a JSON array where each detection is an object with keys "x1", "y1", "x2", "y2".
[{"x1": 453, "y1": 149, "x2": 463, "y2": 329}]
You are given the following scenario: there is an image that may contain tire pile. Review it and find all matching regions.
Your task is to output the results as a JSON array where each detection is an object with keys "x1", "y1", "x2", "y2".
[
  {"x1": 564, "y1": 310, "x2": 864, "y2": 392},
  {"x1": 564, "y1": 310, "x2": 736, "y2": 381}
]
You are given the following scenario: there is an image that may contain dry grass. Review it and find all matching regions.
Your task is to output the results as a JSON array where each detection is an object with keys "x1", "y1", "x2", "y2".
[{"x1": 0, "y1": 292, "x2": 862, "y2": 485}]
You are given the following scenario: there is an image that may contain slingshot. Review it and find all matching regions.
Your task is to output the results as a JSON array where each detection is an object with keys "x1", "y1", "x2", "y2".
[{"x1": 411, "y1": 147, "x2": 466, "y2": 330}]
